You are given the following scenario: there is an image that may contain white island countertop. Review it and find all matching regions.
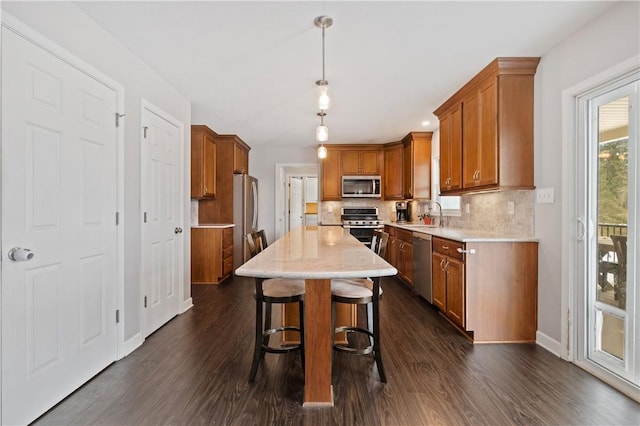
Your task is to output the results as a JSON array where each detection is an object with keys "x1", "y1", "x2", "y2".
[
  {"x1": 385, "y1": 222, "x2": 538, "y2": 243},
  {"x1": 236, "y1": 225, "x2": 396, "y2": 279}
]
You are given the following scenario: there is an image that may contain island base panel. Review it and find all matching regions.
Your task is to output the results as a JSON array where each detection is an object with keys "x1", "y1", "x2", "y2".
[{"x1": 304, "y1": 278, "x2": 334, "y2": 406}]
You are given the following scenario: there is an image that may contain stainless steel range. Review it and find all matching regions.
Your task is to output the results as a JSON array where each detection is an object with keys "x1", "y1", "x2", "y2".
[{"x1": 341, "y1": 207, "x2": 384, "y2": 246}]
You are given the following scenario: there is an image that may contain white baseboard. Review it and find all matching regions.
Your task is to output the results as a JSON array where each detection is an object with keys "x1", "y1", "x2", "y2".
[
  {"x1": 536, "y1": 331, "x2": 562, "y2": 357},
  {"x1": 180, "y1": 297, "x2": 193, "y2": 314},
  {"x1": 121, "y1": 332, "x2": 144, "y2": 358}
]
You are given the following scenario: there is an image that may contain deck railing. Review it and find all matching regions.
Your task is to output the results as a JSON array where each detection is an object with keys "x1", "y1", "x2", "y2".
[{"x1": 598, "y1": 223, "x2": 628, "y2": 237}]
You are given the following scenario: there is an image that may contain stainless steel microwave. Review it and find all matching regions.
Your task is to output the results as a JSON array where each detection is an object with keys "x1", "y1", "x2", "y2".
[{"x1": 342, "y1": 175, "x2": 381, "y2": 198}]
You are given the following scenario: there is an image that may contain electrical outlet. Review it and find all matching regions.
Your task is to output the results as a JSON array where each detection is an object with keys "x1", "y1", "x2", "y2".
[
  {"x1": 507, "y1": 200, "x2": 515, "y2": 215},
  {"x1": 465, "y1": 203, "x2": 470, "y2": 214},
  {"x1": 536, "y1": 187, "x2": 555, "y2": 204},
  {"x1": 328, "y1": 205, "x2": 333, "y2": 213}
]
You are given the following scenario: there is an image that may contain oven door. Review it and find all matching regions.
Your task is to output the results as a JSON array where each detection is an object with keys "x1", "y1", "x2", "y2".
[{"x1": 343, "y1": 226, "x2": 378, "y2": 247}]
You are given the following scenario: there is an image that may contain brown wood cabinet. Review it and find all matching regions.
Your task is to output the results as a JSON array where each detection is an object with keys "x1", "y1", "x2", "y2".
[
  {"x1": 434, "y1": 57, "x2": 540, "y2": 195},
  {"x1": 341, "y1": 149, "x2": 381, "y2": 175},
  {"x1": 432, "y1": 238, "x2": 465, "y2": 328},
  {"x1": 432, "y1": 236, "x2": 538, "y2": 343},
  {"x1": 320, "y1": 147, "x2": 342, "y2": 201},
  {"x1": 233, "y1": 141, "x2": 249, "y2": 174},
  {"x1": 402, "y1": 132, "x2": 432, "y2": 199},
  {"x1": 385, "y1": 226, "x2": 413, "y2": 286},
  {"x1": 438, "y1": 104, "x2": 462, "y2": 193},
  {"x1": 191, "y1": 125, "x2": 217, "y2": 199},
  {"x1": 198, "y1": 132, "x2": 251, "y2": 224},
  {"x1": 383, "y1": 142, "x2": 403, "y2": 200},
  {"x1": 191, "y1": 227, "x2": 233, "y2": 284},
  {"x1": 320, "y1": 145, "x2": 382, "y2": 201}
]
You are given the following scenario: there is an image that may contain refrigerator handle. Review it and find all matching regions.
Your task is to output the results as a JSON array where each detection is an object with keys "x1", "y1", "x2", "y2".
[{"x1": 251, "y1": 180, "x2": 258, "y2": 230}]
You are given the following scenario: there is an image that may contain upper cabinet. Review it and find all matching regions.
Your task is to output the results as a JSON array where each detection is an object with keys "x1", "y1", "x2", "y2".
[
  {"x1": 341, "y1": 149, "x2": 381, "y2": 175},
  {"x1": 383, "y1": 142, "x2": 404, "y2": 200},
  {"x1": 191, "y1": 125, "x2": 217, "y2": 199},
  {"x1": 438, "y1": 104, "x2": 462, "y2": 193},
  {"x1": 320, "y1": 145, "x2": 382, "y2": 201},
  {"x1": 434, "y1": 57, "x2": 540, "y2": 195},
  {"x1": 402, "y1": 132, "x2": 432, "y2": 199},
  {"x1": 321, "y1": 146, "x2": 342, "y2": 201},
  {"x1": 233, "y1": 140, "x2": 249, "y2": 174}
]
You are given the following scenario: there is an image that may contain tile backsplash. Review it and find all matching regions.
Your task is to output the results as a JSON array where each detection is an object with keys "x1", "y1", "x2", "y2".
[{"x1": 319, "y1": 190, "x2": 534, "y2": 237}]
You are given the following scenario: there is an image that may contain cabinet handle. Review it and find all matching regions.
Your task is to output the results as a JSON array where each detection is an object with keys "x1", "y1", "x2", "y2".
[
  {"x1": 456, "y1": 248, "x2": 476, "y2": 254},
  {"x1": 442, "y1": 245, "x2": 449, "y2": 250},
  {"x1": 440, "y1": 258, "x2": 446, "y2": 271},
  {"x1": 204, "y1": 186, "x2": 208, "y2": 193},
  {"x1": 444, "y1": 260, "x2": 450, "y2": 273}
]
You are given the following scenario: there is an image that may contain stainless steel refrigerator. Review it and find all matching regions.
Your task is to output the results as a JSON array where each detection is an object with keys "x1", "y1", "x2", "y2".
[{"x1": 233, "y1": 174, "x2": 258, "y2": 269}]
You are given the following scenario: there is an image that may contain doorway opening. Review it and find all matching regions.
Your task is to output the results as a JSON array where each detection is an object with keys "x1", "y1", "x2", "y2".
[{"x1": 274, "y1": 164, "x2": 318, "y2": 239}]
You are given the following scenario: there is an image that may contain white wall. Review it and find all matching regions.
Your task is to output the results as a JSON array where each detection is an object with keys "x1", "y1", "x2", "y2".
[
  {"x1": 250, "y1": 145, "x2": 319, "y2": 243},
  {"x1": 534, "y1": 1, "x2": 640, "y2": 344},
  {"x1": 1, "y1": 2, "x2": 192, "y2": 344}
]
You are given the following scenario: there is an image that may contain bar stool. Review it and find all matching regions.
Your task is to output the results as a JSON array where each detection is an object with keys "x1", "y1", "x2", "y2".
[
  {"x1": 330, "y1": 229, "x2": 389, "y2": 382},
  {"x1": 247, "y1": 231, "x2": 305, "y2": 382}
]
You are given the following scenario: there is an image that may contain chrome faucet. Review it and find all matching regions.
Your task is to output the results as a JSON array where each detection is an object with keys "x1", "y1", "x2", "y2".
[{"x1": 429, "y1": 200, "x2": 444, "y2": 227}]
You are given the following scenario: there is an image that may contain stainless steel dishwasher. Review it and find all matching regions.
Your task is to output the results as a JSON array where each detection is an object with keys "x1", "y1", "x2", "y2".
[{"x1": 412, "y1": 232, "x2": 433, "y2": 303}]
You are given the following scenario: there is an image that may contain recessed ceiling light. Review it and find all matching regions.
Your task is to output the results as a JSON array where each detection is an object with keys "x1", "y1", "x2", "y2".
[{"x1": 421, "y1": 120, "x2": 430, "y2": 127}]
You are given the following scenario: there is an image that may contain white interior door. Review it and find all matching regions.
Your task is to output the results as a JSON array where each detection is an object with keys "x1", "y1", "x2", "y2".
[
  {"x1": 1, "y1": 27, "x2": 119, "y2": 425},
  {"x1": 141, "y1": 102, "x2": 183, "y2": 337},
  {"x1": 288, "y1": 176, "x2": 304, "y2": 231}
]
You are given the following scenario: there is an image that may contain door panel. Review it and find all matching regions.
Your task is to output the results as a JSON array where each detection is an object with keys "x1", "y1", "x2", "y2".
[
  {"x1": 2, "y1": 28, "x2": 118, "y2": 425},
  {"x1": 141, "y1": 104, "x2": 183, "y2": 337},
  {"x1": 577, "y1": 75, "x2": 638, "y2": 387}
]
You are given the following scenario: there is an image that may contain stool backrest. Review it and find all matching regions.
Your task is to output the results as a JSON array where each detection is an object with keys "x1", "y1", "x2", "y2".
[
  {"x1": 371, "y1": 230, "x2": 390, "y2": 259},
  {"x1": 247, "y1": 230, "x2": 269, "y2": 258}
]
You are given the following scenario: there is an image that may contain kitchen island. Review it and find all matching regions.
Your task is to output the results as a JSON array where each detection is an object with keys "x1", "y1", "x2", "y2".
[{"x1": 235, "y1": 225, "x2": 397, "y2": 406}]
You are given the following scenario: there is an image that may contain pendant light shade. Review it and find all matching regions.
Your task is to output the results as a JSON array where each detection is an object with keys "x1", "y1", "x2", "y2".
[
  {"x1": 317, "y1": 80, "x2": 330, "y2": 110},
  {"x1": 316, "y1": 124, "x2": 328, "y2": 142},
  {"x1": 317, "y1": 145, "x2": 328, "y2": 159}
]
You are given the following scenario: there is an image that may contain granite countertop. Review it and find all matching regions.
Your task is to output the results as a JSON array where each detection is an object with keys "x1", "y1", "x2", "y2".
[
  {"x1": 191, "y1": 223, "x2": 235, "y2": 229},
  {"x1": 383, "y1": 222, "x2": 538, "y2": 243},
  {"x1": 236, "y1": 226, "x2": 396, "y2": 279}
]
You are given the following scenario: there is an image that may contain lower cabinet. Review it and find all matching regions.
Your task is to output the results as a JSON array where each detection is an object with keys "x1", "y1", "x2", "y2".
[
  {"x1": 432, "y1": 236, "x2": 538, "y2": 343},
  {"x1": 386, "y1": 226, "x2": 413, "y2": 286},
  {"x1": 432, "y1": 238, "x2": 465, "y2": 328},
  {"x1": 191, "y1": 227, "x2": 233, "y2": 284}
]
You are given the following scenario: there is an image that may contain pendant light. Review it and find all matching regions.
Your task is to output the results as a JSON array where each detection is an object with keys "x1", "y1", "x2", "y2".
[{"x1": 315, "y1": 15, "x2": 333, "y2": 159}]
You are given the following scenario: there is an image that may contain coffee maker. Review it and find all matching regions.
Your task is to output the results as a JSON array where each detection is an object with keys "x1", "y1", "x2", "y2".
[{"x1": 395, "y1": 201, "x2": 408, "y2": 223}]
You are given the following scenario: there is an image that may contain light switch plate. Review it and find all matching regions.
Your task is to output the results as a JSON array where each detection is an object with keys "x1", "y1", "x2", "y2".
[
  {"x1": 507, "y1": 200, "x2": 515, "y2": 215},
  {"x1": 537, "y1": 187, "x2": 555, "y2": 204}
]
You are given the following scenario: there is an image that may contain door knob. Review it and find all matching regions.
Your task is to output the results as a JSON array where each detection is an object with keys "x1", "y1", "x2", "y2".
[{"x1": 8, "y1": 247, "x2": 34, "y2": 261}]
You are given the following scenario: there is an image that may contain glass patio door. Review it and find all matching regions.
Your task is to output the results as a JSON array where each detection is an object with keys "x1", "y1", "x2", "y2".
[{"x1": 577, "y1": 75, "x2": 638, "y2": 387}]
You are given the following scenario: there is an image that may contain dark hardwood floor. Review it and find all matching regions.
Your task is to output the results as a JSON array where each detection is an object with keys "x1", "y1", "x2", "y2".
[{"x1": 35, "y1": 276, "x2": 638, "y2": 425}]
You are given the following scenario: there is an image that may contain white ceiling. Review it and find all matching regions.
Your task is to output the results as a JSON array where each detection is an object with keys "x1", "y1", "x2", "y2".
[{"x1": 76, "y1": 1, "x2": 615, "y2": 148}]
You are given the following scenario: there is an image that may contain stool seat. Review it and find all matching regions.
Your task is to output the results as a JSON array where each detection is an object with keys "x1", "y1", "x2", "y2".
[
  {"x1": 331, "y1": 278, "x2": 383, "y2": 299},
  {"x1": 259, "y1": 278, "x2": 305, "y2": 298}
]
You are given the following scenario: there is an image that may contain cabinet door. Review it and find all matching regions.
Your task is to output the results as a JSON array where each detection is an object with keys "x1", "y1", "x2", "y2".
[
  {"x1": 476, "y1": 78, "x2": 498, "y2": 187},
  {"x1": 361, "y1": 150, "x2": 380, "y2": 174},
  {"x1": 384, "y1": 145, "x2": 403, "y2": 199},
  {"x1": 463, "y1": 79, "x2": 497, "y2": 189},
  {"x1": 432, "y1": 252, "x2": 447, "y2": 311},
  {"x1": 403, "y1": 242, "x2": 414, "y2": 285},
  {"x1": 203, "y1": 133, "x2": 216, "y2": 197},
  {"x1": 403, "y1": 141, "x2": 413, "y2": 198},
  {"x1": 341, "y1": 151, "x2": 361, "y2": 174},
  {"x1": 321, "y1": 148, "x2": 341, "y2": 200},
  {"x1": 439, "y1": 105, "x2": 462, "y2": 193},
  {"x1": 446, "y1": 257, "x2": 465, "y2": 328},
  {"x1": 233, "y1": 143, "x2": 248, "y2": 174}
]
